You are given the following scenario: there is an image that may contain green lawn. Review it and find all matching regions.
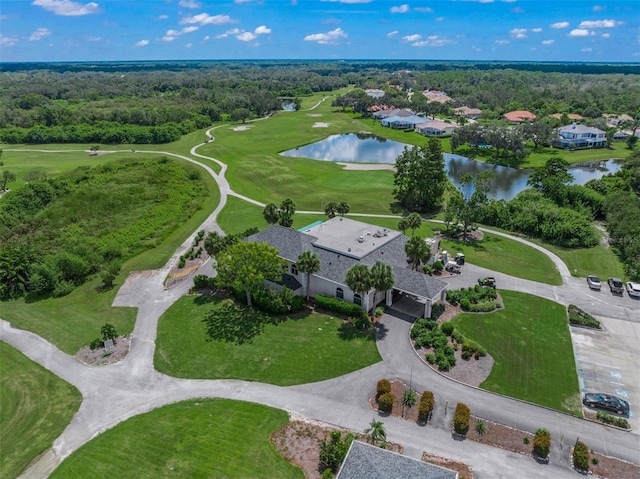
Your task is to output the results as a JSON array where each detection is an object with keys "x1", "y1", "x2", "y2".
[
  {"x1": 154, "y1": 295, "x2": 381, "y2": 385},
  {"x1": 532, "y1": 240, "x2": 626, "y2": 280},
  {"x1": 452, "y1": 291, "x2": 581, "y2": 415},
  {"x1": 0, "y1": 342, "x2": 82, "y2": 479},
  {"x1": 50, "y1": 399, "x2": 303, "y2": 479}
]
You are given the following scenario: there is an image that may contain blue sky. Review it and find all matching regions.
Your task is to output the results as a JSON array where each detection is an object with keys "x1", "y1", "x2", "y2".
[{"x1": 1, "y1": 0, "x2": 638, "y2": 62}]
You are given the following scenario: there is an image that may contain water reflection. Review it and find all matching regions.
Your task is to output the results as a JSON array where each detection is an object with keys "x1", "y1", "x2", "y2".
[{"x1": 280, "y1": 134, "x2": 621, "y2": 200}]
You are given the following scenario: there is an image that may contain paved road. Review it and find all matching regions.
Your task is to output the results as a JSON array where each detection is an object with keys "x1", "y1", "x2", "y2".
[{"x1": 3, "y1": 122, "x2": 639, "y2": 477}]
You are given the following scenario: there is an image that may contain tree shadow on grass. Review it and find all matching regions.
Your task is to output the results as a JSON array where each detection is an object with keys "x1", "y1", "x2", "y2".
[
  {"x1": 338, "y1": 322, "x2": 377, "y2": 342},
  {"x1": 202, "y1": 300, "x2": 272, "y2": 345}
]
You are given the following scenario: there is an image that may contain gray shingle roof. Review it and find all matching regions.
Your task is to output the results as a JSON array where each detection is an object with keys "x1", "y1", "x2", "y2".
[
  {"x1": 247, "y1": 224, "x2": 447, "y2": 301},
  {"x1": 337, "y1": 441, "x2": 458, "y2": 479}
]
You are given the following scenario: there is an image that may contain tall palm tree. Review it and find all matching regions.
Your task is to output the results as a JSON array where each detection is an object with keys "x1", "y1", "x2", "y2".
[
  {"x1": 370, "y1": 261, "x2": 394, "y2": 307},
  {"x1": 324, "y1": 201, "x2": 338, "y2": 218},
  {"x1": 405, "y1": 235, "x2": 428, "y2": 271},
  {"x1": 345, "y1": 264, "x2": 373, "y2": 311},
  {"x1": 406, "y1": 212, "x2": 422, "y2": 236},
  {"x1": 397, "y1": 218, "x2": 409, "y2": 235},
  {"x1": 364, "y1": 419, "x2": 386, "y2": 445},
  {"x1": 263, "y1": 203, "x2": 279, "y2": 225},
  {"x1": 296, "y1": 251, "x2": 320, "y2": 301}
]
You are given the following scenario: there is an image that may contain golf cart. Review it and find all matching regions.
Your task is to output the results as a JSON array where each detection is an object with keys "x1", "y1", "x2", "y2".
[{"x1": 478, "y1": 277, "x2": 496, "y2": 288}]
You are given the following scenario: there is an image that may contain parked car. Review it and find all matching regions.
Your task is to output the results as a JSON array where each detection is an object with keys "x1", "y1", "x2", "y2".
[
  {"x1": 626, "y1": 282, "x2": 640, "y2": 298},
  {"x1": 586, "y1": 275, "x2": 601, "y2": 291},
  {"x1": 607, "y1": 277, "x2": 624, "y2": 294},
  {"x1": 583, "y1": 393, "x2": 630, "y2": 415}
]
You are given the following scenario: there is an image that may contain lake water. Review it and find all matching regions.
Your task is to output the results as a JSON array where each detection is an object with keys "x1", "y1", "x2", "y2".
[{"x1": 280, "y1": 133, "x2": 621, "y2": 200}]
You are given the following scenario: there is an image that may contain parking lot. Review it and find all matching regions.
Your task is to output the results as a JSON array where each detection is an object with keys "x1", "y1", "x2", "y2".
[{"x1": 571, "y1": 314, "x2": 640, "y2": 432}]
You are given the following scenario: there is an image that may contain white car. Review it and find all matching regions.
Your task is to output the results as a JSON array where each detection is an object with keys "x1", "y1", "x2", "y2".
[{"x1": 626, "y1": 282, "x2": 640, "y2": 298}]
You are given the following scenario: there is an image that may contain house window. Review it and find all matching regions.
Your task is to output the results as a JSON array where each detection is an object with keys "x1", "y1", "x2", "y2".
[
  {"x1": 291, "y1": 264, "x2": 298, "y2": 275},
  {"x1": 353, "y1": 294, "x2": 362, "y2": 306},
  {"x1": 336, "y1": 288, "x2": 344, "y2": 300}
]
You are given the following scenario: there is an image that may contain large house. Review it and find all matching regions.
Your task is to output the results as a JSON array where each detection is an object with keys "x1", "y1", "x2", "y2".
[
  {"x1": 381, "y1": 114, "x2": 429, "y2": 129},
  {"x1": 454, "y1": 106, "x2": 482, "y2": 120},
  {"x1": 415, "y1": 119, "x2": 459, "y2": 137},
  {"x1": 247, "y1": 217, "x2": 447, "y2": 318},
  {"x1": 503, "y1": 110, "x2": 537, "y2": 124},
  {"x1": 553, "y1": 123, "x2": 606, "y2": 149}
]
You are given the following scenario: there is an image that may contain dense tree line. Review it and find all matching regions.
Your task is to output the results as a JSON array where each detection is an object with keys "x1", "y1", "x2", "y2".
[{"x1": 0, "y1": 158, "x2": 207, "y2": 299}]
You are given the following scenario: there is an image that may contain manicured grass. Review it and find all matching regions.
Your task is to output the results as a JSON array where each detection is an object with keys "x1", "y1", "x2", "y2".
[
  {"x1": 50, "y1": 399, "x2": 303, "y2": 479},
  {"x1": 154, "y1": 295, "x2": 381, "y2": 385},
  {"x1": 0, "y1": 342, "x2": 82, "y2": 479},
  {"x1": 438, "y1": 231, "x2": 562, "y2": 286},
  {"x1": 452, "y1": 291, "x2": 581, "y2": 415}
]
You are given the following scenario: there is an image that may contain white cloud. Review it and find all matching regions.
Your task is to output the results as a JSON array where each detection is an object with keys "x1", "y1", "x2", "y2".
[
  {"x1": 531, "y1": 27, "x2": 542, "y2": 33},
  {"x1": 510, "y1": 28, "x2": 527, "y2": 39},
  {"x1": 225, "y1": 28, "x2": 242, "y2": 35},
  {"x1": 186, "y1": 42, "x2": 193, "y2": 47},
  {"x1": 601, "y1": 32, "x2": 610, "y2": 38},
  {"x1": 569, "y1": 29, "x2": 590, "y2": 37},
  {"x1": 414, "y1": 7, "x2": 433, "y2": 12},
  {"x1": 29, "y1": 27, "x2": 52, "y2": 41},
  {"x1": 32, "y1": 0, "x2": 99, "y2": 16},
  {"x1": 237, "y1": 31, "x2": 256, "y2": 41},
  {"x1": 579, "y1": 19, "x2": 618, "y2": 28},
  {"x1": 541, "y1": 39, "x2": 554, "y2": 45},
  {"x1": 592, "y1": 5, "x2": 605, "y2": 11},
  {"x1": 162, "y1": 36, "x2": 176, "y2": 42},
  {"x1": 254, "y1": 25, "x2": 271, "y2": 35},
  {"x1": 511, "y1": 7, "x2": 524, "y2": 13},
  {"x1": 158, "y1": 14, "x2": 169, "y2": 20},
  {"x1": 204, "y1": 35, "x2": 210, "y2": 40},
  {"x1": 581, "y1": 47, "x2": 593, "y2": 52},
  {"x1": 182, "y1": 26, "x2": 199, "y2": 33},
  {"x1": 412, "y1": 35, "x2": 454, "y2": 47},
  {"x1": 0, "y1": 14, "x2": 8, "y2": 20},
  {"x1": 495, "y1": 39, "x2": 510, "y2": 44},
  {"x1": 179, "y1": 0, "x2": 200, "y2": 8},
  {"x1": 550, "y1": 21, "x2": 569, "y2": 29},
  {"x1": 0, "y1": 35, "x2": 19, "y2": 47},
  {"x1": 303, "y1": 27, "x2": 347, "y2": 45},
  {"x1": 390, "y1": 4, "x2": 409, "y2": 13},
  {"x1": 320, "y1": 0, "x2": 372, "y2": 3},
  {"x1": 181, "y1": 13, "x2": 234, "y2": 25},
  {"x1": 386, "y1": 30, "x2": 399, "y2": 38},
  {"x1": 235, "y1": 0, "x2": 253, "y2": 3},
  {"x1": 136, "y1": 39, "x2": 149, "y2": 46},
  {"x1": 435, "y1": 16, "x2": 445, "y2": 22},
  {"x1": 86, "y1": 35, "x2": 101, "y2": 41},
  {"x1": 402, "y1": 34, "x2": 422, "y2": 42}
]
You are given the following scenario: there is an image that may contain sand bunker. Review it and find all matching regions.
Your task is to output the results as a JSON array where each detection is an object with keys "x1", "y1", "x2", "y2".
[
  {"x1": 307, "y1": 113, "x2": 322, "y2": 117},
  {"x1": 337, "y1": 162, "x2": 396, "y2": 171},
  {"x1": 231, "y1": 125, "x2": 252, "y2": 131},
  {"x1": 312, "y1": 122, "x2": 331, "y2": 128}
]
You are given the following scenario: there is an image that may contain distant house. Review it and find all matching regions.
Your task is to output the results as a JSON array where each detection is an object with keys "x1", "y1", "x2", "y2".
[
  {"x1": 337, "y1": 441, "x2": 458, "y2": 479},
  {"x1": 416, "y1": 119, "x2": 459, "y2": 137},
  {"x1": 613, "y1": 130, "x2": 629, "y2": 141},
  {"x1": 503, "y1": 110, "x2": 537, "y2": 124},
  {"x1": 423, "y1": 90, "x2": 453, "y2": 103},
  {"x1": 381, "y1": 114, "x2": 429, "y2": 129},
  {"x1": 454, "y1": 106, "x2": 482, "y2": 120},
  {"x1": 553, "y1": 123, "x2": 606, "y2": 149},
  {"x1": 365, "y1": 89, "x2": 385, "y2": 99},
  {"x1": 372, "y1": 108, "x2": 413, "y2": 120},
  {"x1": 247, "y1": 217, "x2": 447, "y2": 318},
  {"x1": 605, "y1": 113, "x2": 633, "y2": 127},
  {"x1": 550, "y1": 113, "x2": 584, "y2": 122}
]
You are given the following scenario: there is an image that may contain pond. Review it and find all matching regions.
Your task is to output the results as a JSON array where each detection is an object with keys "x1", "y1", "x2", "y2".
[{"x1": 280, "y1": 133, "x2": 621, "y2": 200}]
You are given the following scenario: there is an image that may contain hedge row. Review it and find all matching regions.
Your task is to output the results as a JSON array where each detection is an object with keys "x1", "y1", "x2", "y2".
[
  {"x1": 568, "y1": 304, "x2": 601, "y2": 329},
  {"x1": 418, "y1": 391, "x2": 435, "y2": 422},
  {"x1": 315, "y1": 295, "x2": 367, "y2": 320},
  {"x1": 596, "y1": 411, "x2": 631, "y2": 429},
  {"x1": 453, "y1": 403, "x2": 470, "y2": 435}
]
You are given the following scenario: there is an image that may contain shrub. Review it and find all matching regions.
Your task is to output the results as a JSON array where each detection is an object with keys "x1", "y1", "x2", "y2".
[
  {"x1": 89, "y1": 338, "x2": 103, "y2": 350},
  {"x1": 573, "y1": 441, "x2": 590, "y2": 471},
  {"x1": 441, "y1": 322, "x2": 455, "y2": 336},
  {"x1": 418, "y1": 391, "x2": 435, "y2": 422},
  {"x1": 452, "y1": 330, "x2": 465, "y2": 344},
  {"x1": 321, "y1": 469, "x2": 334, "y2": 479},
  {"x1": 178, "y1": 255, "x2": 186, "y2": 268},
  {"x1": 425, "y1": 353, "x2": 436, "y2": 364},
  {"x1": 432, "y1": 260, "x2": 443, "y2": 273},
  {"x1": 568, "y1": 304, "x2": 601, "y2": 329},
  {"x1": 315, "y1": 295, "x2": 367, "y2": 320},
  {"x1": 460, "y1": 298, "x2": 471, "y2": 310},
  {"x1": 468, "y1": 301, "x2": 500, "y2": 312},
  {"x1": 523, "y1": 437, "x2": 530, "y2": 445},
  {"x1": 437, "y1": 357, "x2": 450, "y2": 371},
  {"x1": 376, "y1": 379, "x2": 391, "y2": 399},
  {"x1": 319, "y1": 430, "x2": 355, "y2": 474},
  {"x1": 453, "y1": 403, "x2": 470, "y2": 435},
  {"x1": 193, "y1": 274, "x2": 217, "y2": 290},
  {"x1": 377, "y1": 392, "x2": 394, "y2": 413},
  {"x1": 350, "y1": 315, "x2": 372, "y2": 329},
  {"x1": 375, "y1": 306, "x2": 385, "y2": 317},
  {"x1": 533, "y1": 429, "x2": 551, "y2": 458},
  {"x1": 475, "y1": 419, "x2": 486, "y2": 435},
  {"x1": 290, "y1": 295, "x2": 305, "y2": 312},
  {"x1": 596, "y1": 411, "x2": 631, "y2": 429}
]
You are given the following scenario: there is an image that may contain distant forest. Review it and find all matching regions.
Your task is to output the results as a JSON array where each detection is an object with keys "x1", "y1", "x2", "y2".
[{"x1": 0, "y1": 60, "x2": 638, "y2": 144}]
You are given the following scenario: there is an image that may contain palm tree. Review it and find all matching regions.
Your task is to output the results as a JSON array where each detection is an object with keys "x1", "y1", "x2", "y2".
[
  {"x1": 324, "y1": 201, "x2": 338, "y2": 218},
  {"x1": 405, "y1": 236, "x2": 428, "y2": 271},
  {"x1": 336, "y1": 202, "x2": 350, "y2": 217},
  {"x1": 296, "y1": 251, "x2": 320, "y2": 301},
  {"x1": 397, "y1": 218, "x2": 409, "y2": 235},
  {"x1": 401, "y1": 389, "x2": 417, "y2": 417},
  {"x1": 364, "y1": 419, "x2": 386, "y2": 445},
  {"x1": 263, "y1": 203, "x2": 279, "y2": 225},
  {"x1": 370, "y1": 261, "x2": 394, "y2": 307},
  {"x1": 406, "y1": 212, "x2": 422, "y2": 236},
  {"x1": 345, "y1": 264, "x2": 373, "y2": 311}
]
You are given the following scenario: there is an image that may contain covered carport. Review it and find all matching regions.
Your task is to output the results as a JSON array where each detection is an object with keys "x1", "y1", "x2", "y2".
[{"x1": 386, "y1": 269, "x2": 448, "y2": 319}]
